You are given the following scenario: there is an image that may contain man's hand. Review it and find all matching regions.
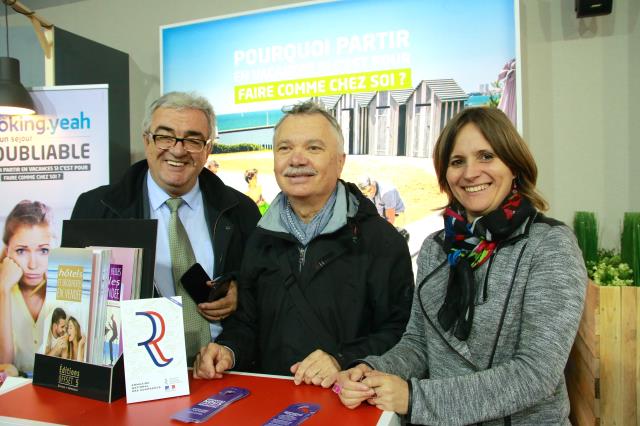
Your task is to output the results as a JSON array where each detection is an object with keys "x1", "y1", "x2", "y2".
[
  {"x1": 290, "y1": 349, "x2": 340, "y2": 388},
  {"x1": 384, "y1": 208, "x2": 396, "y2": 224},
  {"x1": 193, "y1": 343, "x2": 233, "y2": 379},
  {"x1": 197, "y1": 281, "x2": 237, "y2": 321},
  {"x1": 46, "y1": 336, "x2": 67, "y2": 357}
]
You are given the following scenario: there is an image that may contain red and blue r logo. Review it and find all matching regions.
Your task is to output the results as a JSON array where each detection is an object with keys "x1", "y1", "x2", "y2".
[{"x1": 136, "y1": 310, "x2": 174, "y2": 367}]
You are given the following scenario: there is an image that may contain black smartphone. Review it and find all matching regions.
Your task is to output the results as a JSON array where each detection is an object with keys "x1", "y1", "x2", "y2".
[
  {"x1": 208, "y1": 272, "x2": 235, "y2": 302},
  {"x1": 180, "y1": 263, "x2": 211, "y2": 304}
]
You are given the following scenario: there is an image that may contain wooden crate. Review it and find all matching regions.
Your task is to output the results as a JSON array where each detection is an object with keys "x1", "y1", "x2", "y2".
[{"x1": 565, "y1": 281, "x2": 640, "y2": 425}]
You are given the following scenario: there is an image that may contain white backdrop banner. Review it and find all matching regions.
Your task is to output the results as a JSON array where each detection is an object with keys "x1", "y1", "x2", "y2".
[{"x1": 0, "y1": 84, "x2": 110, "y2": 245}]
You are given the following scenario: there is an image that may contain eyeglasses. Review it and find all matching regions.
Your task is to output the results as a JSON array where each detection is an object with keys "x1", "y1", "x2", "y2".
[{"x1": 146, "y1": 133, "x2": 210, "y2": 153}]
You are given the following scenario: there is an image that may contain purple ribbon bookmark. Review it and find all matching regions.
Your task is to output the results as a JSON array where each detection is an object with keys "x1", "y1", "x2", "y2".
[
  {"x1": 263, "y1": 403, "x2": 320, "y2": 426},
  {"x1": 172, "y1": 386, "x2": 250, "y2": 423}
]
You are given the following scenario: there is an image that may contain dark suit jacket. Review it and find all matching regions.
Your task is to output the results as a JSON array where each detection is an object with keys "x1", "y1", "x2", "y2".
[{"x1": 70, "y1": 159, "x2": 260, "y2": 296}]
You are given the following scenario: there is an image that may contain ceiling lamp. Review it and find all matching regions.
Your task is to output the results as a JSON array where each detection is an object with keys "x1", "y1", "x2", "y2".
[{"x1": 0, "y1": 0, "x2": 36, "y2": 115}]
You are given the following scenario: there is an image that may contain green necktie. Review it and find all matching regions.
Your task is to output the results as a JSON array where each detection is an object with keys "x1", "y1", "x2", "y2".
[{"x1": 166, "y1": 198, "x2": 211, "y2": 364}]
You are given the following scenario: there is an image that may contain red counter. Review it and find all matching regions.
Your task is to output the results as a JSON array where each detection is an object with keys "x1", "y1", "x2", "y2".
[{"x1": 0, "y1": 372, "x2": 398, "y2": 425}]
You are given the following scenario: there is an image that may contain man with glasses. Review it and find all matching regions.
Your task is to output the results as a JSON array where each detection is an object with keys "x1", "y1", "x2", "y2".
[{"x1": 70, "y1": 92, "x2": 260, "y2": 363}]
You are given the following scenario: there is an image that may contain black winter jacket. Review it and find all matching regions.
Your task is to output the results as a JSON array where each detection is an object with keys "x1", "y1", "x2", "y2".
[
  {"x1": 217, "y1": 181, "x2": 414, "y2": 375},
  {"x1": 70, "y1": 160, "x2": 260, "y2": 297}
]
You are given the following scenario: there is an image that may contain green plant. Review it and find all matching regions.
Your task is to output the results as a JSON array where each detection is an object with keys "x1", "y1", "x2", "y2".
[
  {"x1": 621, "y1": 212, "x2": 640, "y2": 285},
  {"x1": 587, "y1": 249, "x2": 634, "y2": 286},
  {"x1": 573, "y1": 211, "x2": 598, "y2": 264},
  {"x1": 212, "y1": 143, "x2": 263, "y2": 154},
  {"x1": 488, "y1": 79, "x2": 501, "y2": 107}
]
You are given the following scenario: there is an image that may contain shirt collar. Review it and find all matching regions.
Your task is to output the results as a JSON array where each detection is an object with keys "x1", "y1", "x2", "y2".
[{"x1": 146, "y1": 171, "x2": 201, "y2": 211}]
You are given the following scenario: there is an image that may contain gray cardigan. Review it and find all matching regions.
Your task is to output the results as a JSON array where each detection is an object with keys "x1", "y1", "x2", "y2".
[{"x1": 364, "y1": 215, "x2": 587, "y2": 425}]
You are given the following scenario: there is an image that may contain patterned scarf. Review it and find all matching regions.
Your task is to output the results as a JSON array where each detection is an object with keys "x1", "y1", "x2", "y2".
[
  {"x1": 280, "y1": 186, "x2": 338, "y2": 247},
  {"x1": 437, "y1": 189, "x2": 535, "y2": 340}
]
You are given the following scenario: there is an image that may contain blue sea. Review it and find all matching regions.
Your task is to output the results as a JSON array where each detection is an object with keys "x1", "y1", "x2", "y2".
[
  {"x1": 216, "y1": 97, "x2": 498, "y2": 147},
  {"x1": 217, "y1": 110, "x2": 284, "y2": 147},
  {"x1": 217, "y1": 110, "x2": 283, "y2": 131},
  {"x1": 219, "y1": 127, "x2": 274, "y2": 148},
  {"x1": 465, "y1": 94, "x2": 501, "y2": 106}
]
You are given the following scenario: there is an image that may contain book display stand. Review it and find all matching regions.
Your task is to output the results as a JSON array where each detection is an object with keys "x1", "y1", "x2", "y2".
[
  {"x1": 32, "y1": 354, "x2": 125, "y2": 402},
  {"x1": 28, "y1": 219, "x2": 158, "y2": 403},
  {"x1": 61, "y1": 219, "x2": 158, "y2": 298}
]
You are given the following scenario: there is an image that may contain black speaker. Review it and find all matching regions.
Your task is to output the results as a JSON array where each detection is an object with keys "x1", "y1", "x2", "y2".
[{"x1": 575, "y1": 0, "x2": 613, "y2": 18}]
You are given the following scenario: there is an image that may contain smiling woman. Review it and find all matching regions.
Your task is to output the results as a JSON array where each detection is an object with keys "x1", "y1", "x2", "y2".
[
  {"x1": 335, "y1": 107, "x2": 587, "y2": 425},
  {"x1": 444, "y1": 123, "x2": 515, "y2": 222},
  {"x1": 0, "y1": 200, "x2": 53, "y2": 375}
]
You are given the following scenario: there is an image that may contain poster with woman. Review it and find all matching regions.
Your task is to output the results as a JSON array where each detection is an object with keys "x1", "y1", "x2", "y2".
[{"x1": 0, "y1": 85, "x2": 109, "y2": 375}]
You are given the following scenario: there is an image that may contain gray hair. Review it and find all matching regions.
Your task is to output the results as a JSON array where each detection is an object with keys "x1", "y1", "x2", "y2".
[
  {"x1": 273, "y1": 101, "x2": 344, "y2": 153},
  {"x1": 142, "y1": 91, "x2": 216, "y2": 139}
]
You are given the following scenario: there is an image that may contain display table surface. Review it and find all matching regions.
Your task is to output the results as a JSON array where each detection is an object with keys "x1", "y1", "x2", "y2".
[{"x1": 0, "y1": 371, "x2": 398, "y2": 425}]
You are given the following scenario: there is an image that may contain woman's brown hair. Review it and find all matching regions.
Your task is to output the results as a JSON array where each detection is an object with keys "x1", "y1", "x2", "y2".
[
  {"x1": 2, "y1": 200, "x2": 52, "y2": 246},
  {"x1": 432, "y1": 107, "x2": 548, "y2": 211}
]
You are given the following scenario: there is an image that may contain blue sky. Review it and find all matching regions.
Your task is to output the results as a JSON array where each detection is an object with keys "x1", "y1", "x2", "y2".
[{"x1": 163, "y1": 0, "x2": 515, "y2": 114}]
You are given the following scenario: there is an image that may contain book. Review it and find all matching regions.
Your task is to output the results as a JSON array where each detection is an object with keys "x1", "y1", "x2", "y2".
[
  {"x1": 39, "y1": 248, "x2": 96, "y2": 363},
  {"x1": 86, "y1": 248, "x2": 112, "y2": 365},
  {"x1": 61, "y1": 219, "x2": 158, "y2": 298},
  {"x1": 121, "y1": 297, "x2": 189, "y2": 403},
  {"x1": 93, "y1": 247, "x2": 143, "y2": 366}
]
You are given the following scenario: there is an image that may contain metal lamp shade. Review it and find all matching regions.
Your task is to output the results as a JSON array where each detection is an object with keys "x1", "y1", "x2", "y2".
[{"x1": 0, "y1": 57, "x2": 36, "y2": 115}]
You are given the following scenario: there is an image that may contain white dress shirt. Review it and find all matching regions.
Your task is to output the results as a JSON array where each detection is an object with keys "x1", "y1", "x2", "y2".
[{"x1": 146, "y1": 172, "x2": 222, "y2": 340}]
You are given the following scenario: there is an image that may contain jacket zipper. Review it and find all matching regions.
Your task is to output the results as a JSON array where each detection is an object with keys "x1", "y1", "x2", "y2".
[
  {"x1": 211, "y1": 202, "x2": 238, "y2": 273},
  {"x1": 298, "y1": 246, "x2": 306, "y2": 272},
  {"x1": 417, "y1": 260, "x2": 481, "y2": 372}
]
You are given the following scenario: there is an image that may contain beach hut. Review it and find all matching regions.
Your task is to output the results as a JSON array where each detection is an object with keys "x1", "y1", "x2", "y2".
[
  {"x1": 405, "y1": 79, "x2": 468, "y2": 158},
  {"x1": 313, "y1": 95, "x2": 341, "y2": 114},
  {"x1": 364, "y1": 88, "x2": 413, "y2": 156},
  {"x1": 333, "y1": 92, "x2": 376, "y2": 155},
  {"x1": 367, "y1": 91, "x2": 400, "y2": 156},
  {"x1": 390, "y1": 88, "x2": 415, "y2": 156}
]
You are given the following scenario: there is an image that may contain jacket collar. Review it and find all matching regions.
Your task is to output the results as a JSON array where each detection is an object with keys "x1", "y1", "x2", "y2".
[
  {"x1": 257, "y1": 180, "x2": 376, "y2": 237},
  {"x1": 101, "y1": 159, "x2": 241, "y2": 217}
]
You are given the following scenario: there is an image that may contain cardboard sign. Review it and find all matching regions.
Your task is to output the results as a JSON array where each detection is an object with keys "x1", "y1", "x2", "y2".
[{"x1": 121, "y1": 297, "x2": 189, "y2": 403}]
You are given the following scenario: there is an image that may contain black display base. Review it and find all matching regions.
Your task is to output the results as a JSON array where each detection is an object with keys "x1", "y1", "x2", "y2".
[{"x1": 32, "y1": 353, "x2": 125, "y2": 402}]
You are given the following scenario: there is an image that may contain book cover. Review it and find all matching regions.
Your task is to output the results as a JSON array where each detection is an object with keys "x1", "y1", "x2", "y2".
[
  {"x1": 86, "y1": 248, "x2": 111, "y2": 365},
  {"x1": 61, "y1": 219, "x2": 158, "y2": 298},
  {"x1": 98, "y1": 247, "x2": 142, "y2": 366},
  {"x1": 39, "y1": 248, "x2": 94, "y2": 363},
  {"x1": 121, "y1": 297, "x2": 189, "y2": 403}
]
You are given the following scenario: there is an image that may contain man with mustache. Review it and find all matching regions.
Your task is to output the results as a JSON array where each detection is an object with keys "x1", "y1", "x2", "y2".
[
  {"x1": 193, "y1": 101, "x2": 413, "y2": 388},
  {"x1": 70, "y1": 92, "x2": 260, "y2": 364}
]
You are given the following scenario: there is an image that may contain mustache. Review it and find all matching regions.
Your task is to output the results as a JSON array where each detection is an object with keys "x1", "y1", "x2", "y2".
[{"x1": 283, "y1": 166, "x2": 318, "y2": 177}]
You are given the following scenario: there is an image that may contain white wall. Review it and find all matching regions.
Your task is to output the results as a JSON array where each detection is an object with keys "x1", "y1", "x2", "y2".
[
  {"x1": 520, "y1": 0, "x2": 639, "y2": 248},
  {"x1": 15, "y1": 0, "x2": 639, "y2": 247}
]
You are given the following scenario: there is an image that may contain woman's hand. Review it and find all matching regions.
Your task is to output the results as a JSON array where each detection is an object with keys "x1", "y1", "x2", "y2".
[
  {"x1": 362, "y1": 371, "x2": 409, "y2": 415},
  {"x1": 335, "y1": 364, "x2": 376, "y2": 409},
  {"x1": 0, "y1": 257, "x2": 22, "y2": 294},
  {"x1": 198, "y1": 281, "x2": 237, "y2": 321}
]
